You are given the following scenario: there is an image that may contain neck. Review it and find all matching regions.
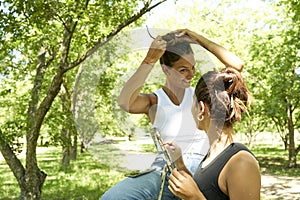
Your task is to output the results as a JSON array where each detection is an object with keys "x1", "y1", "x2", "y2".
[
  {"x1": 163, "y1": 84, "x2": 186, "y2": 104},
  {"x1": 206, "y1": 122, "x2": 234, "y2": 155}
]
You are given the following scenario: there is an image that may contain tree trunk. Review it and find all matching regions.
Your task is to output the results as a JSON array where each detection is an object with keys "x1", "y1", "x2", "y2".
[
  {"x1": 283, "y1": 136, "x2": 288, "y2": 151},
  {"x1": 62, "y1": 146, "x2": 71, "y2": 170},
  {"x1": 287, "y1": 103, "x2": 296, "y2": 167},
  {"x1": 19, "y1": 169, "x2": 47, "y2": 199},
  {"x1": 71, "y1": 132, "x2": 77, "y2": 160},
  {"x1": 60, "y1": 79, "x2": 78, "y2": 166},
  {"x1": 19, "y1": 48, "x2": 60, "y2": 199},
  {"x1": 0, "y1": 142, "x2": 46, "y2": 200},
  {"x1": 81, "y1": 140, "x2": 87, "y2": 153}
]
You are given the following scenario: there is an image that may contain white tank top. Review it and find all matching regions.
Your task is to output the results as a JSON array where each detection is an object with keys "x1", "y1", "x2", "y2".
[{"x1": 152, "y1": 87, "x2": 209, "y2": 172}]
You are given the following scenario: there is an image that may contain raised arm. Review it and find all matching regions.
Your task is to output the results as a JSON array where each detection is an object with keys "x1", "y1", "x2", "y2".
[
  {"x1": 176, "y1": 29, "x2": 244, "y2": 72},
  {"x1": 118, "y1": 36, "x2": 166, "y2": 114}
]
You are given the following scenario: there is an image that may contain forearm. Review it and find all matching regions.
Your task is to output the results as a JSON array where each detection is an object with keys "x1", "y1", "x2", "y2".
[
  {"x1": 174, "y1": 156, "x2": 192, "y2": 177},
  {"x1": 118, "y1": 61, "x2": 154, "y2": 111},
  {"x1": 188, "y1": 31, "x2": 244, "y2": 71},
  {"x1": 118, "y1": 36, "x2": 166, "y2": 112}
]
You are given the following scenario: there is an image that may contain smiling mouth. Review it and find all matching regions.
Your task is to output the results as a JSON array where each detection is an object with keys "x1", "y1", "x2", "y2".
[{"x1": 183, "y1": 79, "x2": 191, "y2": 84}]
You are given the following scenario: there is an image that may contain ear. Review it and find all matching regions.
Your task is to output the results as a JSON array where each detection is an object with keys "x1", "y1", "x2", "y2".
[
  {"x1": 199, "y1": 101, "x2": 210, "y2": 119},
  {"x1": 162, "y1": 64, "x2": 170, "y2": 75},
  {"x1": 199, "y1": 101, "x2": 205, "y2": 114},
  {"x1": 203, "y1": 102, "x2": 210, "y2": 117}
]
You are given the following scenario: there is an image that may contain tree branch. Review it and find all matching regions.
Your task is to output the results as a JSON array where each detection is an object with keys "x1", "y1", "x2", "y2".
[
  {"x1": 0, "y1": 129, "x2": 25, "y2": 187},
  {"x1": 27, "y1": 47, "x2": 48, "y2": 129},
  {"x1": 65, "y1": 0, "x2": 167, "y2": 71}
]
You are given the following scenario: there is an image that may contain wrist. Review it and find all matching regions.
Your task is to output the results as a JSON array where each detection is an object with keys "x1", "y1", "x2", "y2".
[
  {"x1": 142, "y1": 59, "x2": 156, "y2": 66},
  {"x1": 174, "y1": 157, "x2": 185, "y2": 170}
]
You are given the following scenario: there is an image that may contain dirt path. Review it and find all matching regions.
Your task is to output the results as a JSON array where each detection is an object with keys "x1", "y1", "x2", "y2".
[
  {"x1": 261, "y1": 174, "x2": 300, "y2": 199},
  {"x1": 111, "y1": 137, "x2": 300, "y2": 200}
]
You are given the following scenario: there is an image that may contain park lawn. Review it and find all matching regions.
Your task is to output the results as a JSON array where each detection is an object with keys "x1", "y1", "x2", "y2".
[
  {"x1": 0, "y1": 142, "x2": 299, "y2": 199},
  {"x1": 251, "y1": 144, "x2": 300, "y2": 177},
  {"x1": 0, "y1": 144, "x2": 127, "y2": 200}
]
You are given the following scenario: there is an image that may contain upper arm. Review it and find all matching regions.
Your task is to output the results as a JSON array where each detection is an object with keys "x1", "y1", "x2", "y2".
[
  {"x1": 225, "y1": 151, "x2": 261, "y2": 200},
  {"x1": 119, "y1": 93, "x2": 157, "y2": 115}
]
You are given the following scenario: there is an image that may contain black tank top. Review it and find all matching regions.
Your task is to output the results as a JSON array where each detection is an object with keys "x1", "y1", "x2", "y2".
[{"x1": 193, "y1": 143, "x2": 253, "y2": 200}]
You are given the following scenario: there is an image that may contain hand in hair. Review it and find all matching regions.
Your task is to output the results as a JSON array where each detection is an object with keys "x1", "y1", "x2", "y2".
[
  {"x1": 173, "y1": 29, "x2": 244, "y2": 72},
  {"x1": 144, "y1": 36, "x2": 167, "y2": 64}
]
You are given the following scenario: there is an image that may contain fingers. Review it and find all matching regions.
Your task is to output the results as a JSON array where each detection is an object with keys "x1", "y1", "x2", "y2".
[
  {"x1": 163, "y1": 141, "x2": 173, "y2": 147},
  {"x1": 168, "y1": 179, "x2": 180, "y2": 196},
  {"x1": 154, "y1": 36, "x2": 167, "y2": 48},
  {"x1": 170, "y1": 29, "x2": 198, "y2": 45},
  {"x1": 171, "y1": 168, "x2": 190, "y2": 179},
  {"x1": 174, "y1": 28, "x2": 188, "y2": 36},
  {"x1": 170, "y1": 168, "x2": 181, "y2": 179},
  {"x1": 174, "y1": 30, "x2": 186, "y2": 37},
  {"x1": 168, "y1": 169, "x2": 189, "y2": 198},
  {"x1": 145, "y1": 36, "x2": 166, "y2": 63},
  {"x1": 168, "y1": 169, "x2": 181, "y2": 192},
  {"x1": 169, "y1": 168, "x2": 188, "y2": 184},
  {"x1": 149, "y1": 36, "x2": 167, "y2": 52},
  {"x1": 164, "y1": 142, "x2": 181, "y2": 151},
  {"x1": 164, "y1": 143, "x2": 176, "y2": 151},
  {"x1": 164, "y1": 142, "x2": 181, "y2": 155}
]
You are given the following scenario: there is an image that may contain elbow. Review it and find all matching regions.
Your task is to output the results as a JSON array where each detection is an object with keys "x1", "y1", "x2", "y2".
[
  {"x1": 235, "y1": 61, "x2": 244, "y2": 72},
  {"x1": 229, "y1": 61, "x2": 244, "y2": 72},
  {"x1": 117, "y1": 98, "x2": 130, "y2": 112}
]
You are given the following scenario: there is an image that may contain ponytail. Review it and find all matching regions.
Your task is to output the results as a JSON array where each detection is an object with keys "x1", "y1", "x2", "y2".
[{"x1": 195, "y1": 67, "x2": 251, "y2": 127}]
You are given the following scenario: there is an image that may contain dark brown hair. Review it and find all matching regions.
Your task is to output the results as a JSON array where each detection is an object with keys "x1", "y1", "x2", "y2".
[
  {"x1": 195, "y1": 67, "x2": 251, "y2": 128},
  {"x1": 159, "y1": 32, "x2": 193, "y2": 67}
]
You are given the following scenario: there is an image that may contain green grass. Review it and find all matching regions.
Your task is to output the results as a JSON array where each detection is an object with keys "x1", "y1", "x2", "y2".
[
  {"x1": 0, "y1": 142, "x2": 299, "y2": 199},
  {"x1": 139, "y1": 143, "x2": 157, "y2": 153},
  {"x1": 251, "y1": 144, "x2": 300, "y2": 177},
  {"x1": 0, "y1": 145, "x2": 127, "y2": 200}
]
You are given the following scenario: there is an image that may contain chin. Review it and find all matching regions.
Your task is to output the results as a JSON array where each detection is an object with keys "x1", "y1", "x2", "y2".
[
  {"x1": 182, "y1": 82, "x2": 191, "y2": 88},
  {"x1": 198, "y1": 124, "x2": 205, "y2": 131}
]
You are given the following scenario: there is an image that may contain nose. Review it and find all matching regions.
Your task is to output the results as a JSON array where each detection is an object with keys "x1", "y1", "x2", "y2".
[{"x1": 187, "y1": 69, "x2": 195, "y2": 79}]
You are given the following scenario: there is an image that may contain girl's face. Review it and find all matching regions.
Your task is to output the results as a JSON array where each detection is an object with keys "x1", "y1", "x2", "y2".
[{"x1": 165, "y1": 53, "x2": 195, "y2": 88}]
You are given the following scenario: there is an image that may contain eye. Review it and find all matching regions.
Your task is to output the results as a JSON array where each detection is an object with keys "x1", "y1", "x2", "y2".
[
  {"x1": 180, "y1": 68, "x2": 188, "y2": 73},
  {"x1": 179, "y1": 66, "x2": 195, "y2": 73}
]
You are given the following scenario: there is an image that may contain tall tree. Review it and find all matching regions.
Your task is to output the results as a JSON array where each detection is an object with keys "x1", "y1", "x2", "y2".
[
  {"x1": 248, "y1": 0, "x2": 300, "y2": 167},
  {"x1": 0, "y1": 0, "x2": 168, "y2": 199}
]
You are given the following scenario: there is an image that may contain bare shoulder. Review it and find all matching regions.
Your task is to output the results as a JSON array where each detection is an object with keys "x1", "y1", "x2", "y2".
[
  {"x1": 224, "y1": 150, "x2": 261, "y2": 200},
  {"x1": 228, "y1": 150, "x2": 260, "y2": 174},
  {"x1": 148, "y1": 92, "x2": 158, "y2": 105},
  {"x1": 233, "y1": 150, "x2": 257, "y2": 163},
  {"x1": 222, "y1": 150, "x2": 260, "y2": 181}
]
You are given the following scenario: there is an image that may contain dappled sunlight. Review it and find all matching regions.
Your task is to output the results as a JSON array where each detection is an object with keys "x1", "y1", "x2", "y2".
[
  {"x1": 0, "y1": 143, "x2": 299, "y2": 199},
  {"x1": 91, "y1": 136, "x2": 156, "y2": 171},
  {"x1": 261, "y1": 174, "x2": 300, "y2": 200}
]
